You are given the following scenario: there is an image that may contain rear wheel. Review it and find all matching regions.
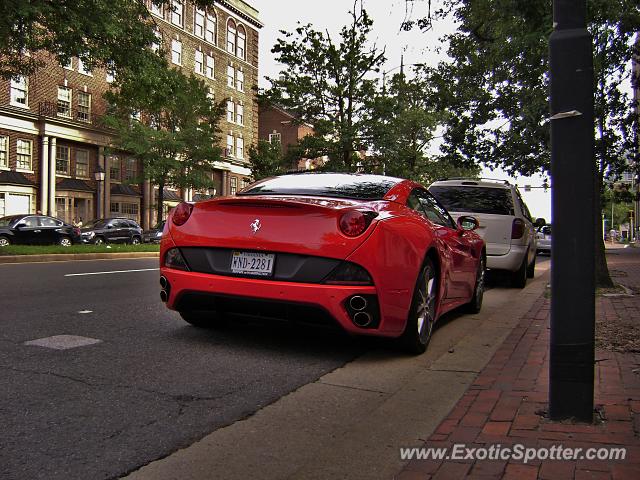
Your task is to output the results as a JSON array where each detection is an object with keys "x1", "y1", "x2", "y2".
[
  {"x1": 58, "y1": 236, "x2": 72, "y2": 247},
  {"x1": 399, "y1": 258, "x2": 437, "y2": 355},
  {"x1": 465, "y1": 255, "x2": 485, "y2": 314},
  {"x1": 94, "y1": 236, "x2": 105, "y2": 245},
  {"x1": 179, "y1": 311, "x2": 225, "y2": 328},
  {"x1": 131, "y1": 236, "x2": 141, "y2": 245},
  {"x1": 0, "y1": 236, "x2": 11, "y2": 247},
  {"x1": 511, "y1": 253, "x2": 528, "y2": 289},
  {"x1": 526, "y1": 254, "x2": 536, "y2": 279}
]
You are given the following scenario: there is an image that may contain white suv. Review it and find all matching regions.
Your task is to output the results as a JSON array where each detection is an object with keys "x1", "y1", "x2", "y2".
[{"x1": 428, "y1": 179, "x2": 541, "y2": 288}]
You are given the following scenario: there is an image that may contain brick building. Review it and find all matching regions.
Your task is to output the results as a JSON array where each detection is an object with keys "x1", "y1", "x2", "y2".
[{"x1": 0, "y1": 0, "x2": 261, "y2": 228}]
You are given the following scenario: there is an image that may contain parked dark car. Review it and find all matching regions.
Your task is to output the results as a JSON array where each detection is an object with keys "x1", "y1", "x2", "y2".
[
  {"x1": 143, "y1": 220, "x2": 165, "y2": 243},
  {"x1": 0, "y1": 214, "x2": 81, "y2": 247},
  {"x1": 80, "y1": 218, "x2": 143, "y2": 245}
]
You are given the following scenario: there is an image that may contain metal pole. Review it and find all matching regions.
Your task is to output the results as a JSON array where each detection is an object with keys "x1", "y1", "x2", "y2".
[{"x1": 549, "y1": 0, "x2": 596, "y2": 422}]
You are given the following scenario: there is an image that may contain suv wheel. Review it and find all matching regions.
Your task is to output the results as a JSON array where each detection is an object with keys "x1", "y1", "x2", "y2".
[
  {"x1": 527, "y1": 255, "x2": 536, "y2": 279},
  {"x1": 131, "y1": 236, "x2": 141, "y2": 245},
  {"x1": 94, "y1": 236, "x2": 105, "y2": 245},
  {"x1": 511, "y1": 253, "x2": 528, "y2": 289},
  {"x1": 58, "y1": 236, "x2": 72, "y2": 247}
]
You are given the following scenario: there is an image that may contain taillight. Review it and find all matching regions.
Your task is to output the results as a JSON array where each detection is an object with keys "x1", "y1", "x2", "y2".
[
  {"x1": 172, "y1": 202, "x2": 193, "y2": 226},
  {"x1": 339, "y1": 210, "x2": 377, "y2": 237},
  {"x1": 511, "y1": 218, "x2": 525, "y2": 239}
]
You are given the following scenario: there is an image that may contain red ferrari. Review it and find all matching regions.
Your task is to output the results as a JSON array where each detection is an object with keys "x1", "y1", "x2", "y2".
[{"x1": 159, "y1": 173, "x2": 486, "y2": 354}]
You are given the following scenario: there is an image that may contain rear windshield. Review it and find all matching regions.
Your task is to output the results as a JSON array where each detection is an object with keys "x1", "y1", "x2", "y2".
[
  {"x1": 429, "y1": 186, "x2": 514, "y2": 215},
  {"x1": 238, "y1": 174, "x2": 400, "y2": 200}
]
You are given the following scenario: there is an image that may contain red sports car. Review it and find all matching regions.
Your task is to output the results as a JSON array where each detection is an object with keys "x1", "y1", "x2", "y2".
[{"x1": 159, "y1": 173, "x2": 486, "y2": 354}]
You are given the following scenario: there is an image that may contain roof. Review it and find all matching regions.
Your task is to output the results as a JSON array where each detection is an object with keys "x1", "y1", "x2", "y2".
[
  {"x1": 0, "y1": 171, "x2": 36, "y2": 186},
  {"x1": 110, "y1": 184, "x2": 140, "y2": 196},
  {"x1": 156, "y1": 188, "x2": 181, "y2": 202},
  {"x1": 56, "y1": 178, "x2": 94, "y2": 192}
]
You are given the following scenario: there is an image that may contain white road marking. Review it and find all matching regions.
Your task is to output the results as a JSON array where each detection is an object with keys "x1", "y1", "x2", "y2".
[
  {"x1": 78, "y1": 310, "x2": 93, "y2": 314},
  {"x1": 24, "y1": 335, "x2": 102, "y2": 350},
  {"x1": 65, "y1": 268, "x2": 159, "y2": 277}
]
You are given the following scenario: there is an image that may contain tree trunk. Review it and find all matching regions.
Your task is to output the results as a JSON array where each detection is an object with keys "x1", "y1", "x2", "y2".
[
  {"x1": 594, "y1": 171, "x2": 614, "y2": 288},
  {"x1": 157, "y1": 180, "x2": 165, "y2": 224}
]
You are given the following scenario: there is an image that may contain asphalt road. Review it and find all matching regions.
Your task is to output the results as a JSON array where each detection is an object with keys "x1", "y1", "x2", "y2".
[
  {"x1": 0, "y1": 255, "x2": 550, "y2": 480},
  {"x1": 0, "y1": 258, "x2": 365, "y2": 480}
]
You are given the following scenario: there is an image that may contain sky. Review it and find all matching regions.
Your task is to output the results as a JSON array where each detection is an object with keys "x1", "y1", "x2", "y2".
[{"x1": 249, "y1": 0, "x2": 552, "y2": 221}]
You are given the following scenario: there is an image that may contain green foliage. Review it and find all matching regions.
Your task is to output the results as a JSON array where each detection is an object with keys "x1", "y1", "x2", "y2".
[
  {"x1": 104, "y1": 52, "x2": 225, "y2": 218},
  {"x1": 248, "y1": 140, "x2": 288, "y2": 180},
  {"x1": 261, "y1": 2, "x2": 385, "y2": 171},
  {"x1": 0, "y1": 0, "x2": 215, "y2": 79}
]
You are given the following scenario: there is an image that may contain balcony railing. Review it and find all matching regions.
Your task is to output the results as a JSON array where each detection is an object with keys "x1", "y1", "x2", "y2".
[{"x1": 38, "y1": 101, "x2": 106, "y2": 129}]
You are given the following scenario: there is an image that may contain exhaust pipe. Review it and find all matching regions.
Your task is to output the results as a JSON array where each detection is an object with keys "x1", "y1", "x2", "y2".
[
  {"x1": 160, "y1": 290, "x2": 168, "y2": 302},
  {"x1": 353, "y1": 311, "x2": 372, "y2": 328},
  {"x1": 349, "y1": 295, "x2": 368, "y2": 311},
  {"x1": 160, "y1": 276, "x2": 168, "y2": 289}
]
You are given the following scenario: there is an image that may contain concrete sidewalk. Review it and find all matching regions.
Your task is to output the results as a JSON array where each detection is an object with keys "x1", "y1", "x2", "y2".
[
  {"x1": 397, "y1": 248, "x2": 640, "y2": 479},
  {"x1": 123, "y1": 263, "x2": 551, "y2": 480}
]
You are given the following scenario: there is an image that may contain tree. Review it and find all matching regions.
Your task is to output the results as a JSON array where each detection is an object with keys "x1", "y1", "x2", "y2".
[
  {"x1": 248, "y1": 140, "x2": 288, "y2": 181},
  {"x1": 261, "y1": 1, "x2": 385, "y2": 171},
  {"x1": 406, "y1": 0, "x2": 640, "y2": 286},
  {"x1": 364, "y1": 71, "x2": 480, "y2": 182},
  {"x1": 104, "y1": 54, "x2": 225, "y2": 221},
  {"x1": 0, "y1": 0, "x2": 215, "y2": 79}
]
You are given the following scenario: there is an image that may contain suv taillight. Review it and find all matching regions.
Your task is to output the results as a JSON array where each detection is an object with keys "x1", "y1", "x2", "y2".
[{"x1": 511, "y1": 218, "x2": 525, "y2": 239}]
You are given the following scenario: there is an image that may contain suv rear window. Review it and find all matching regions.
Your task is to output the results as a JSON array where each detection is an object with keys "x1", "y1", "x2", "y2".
[{"x1": 429, "y1": 186, "x2": 514, "y2": 215}]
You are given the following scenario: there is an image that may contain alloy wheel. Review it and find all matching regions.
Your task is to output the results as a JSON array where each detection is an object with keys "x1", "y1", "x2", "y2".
[{"x1": 416, "y1": 264, "x2": 436, "y2": 344}]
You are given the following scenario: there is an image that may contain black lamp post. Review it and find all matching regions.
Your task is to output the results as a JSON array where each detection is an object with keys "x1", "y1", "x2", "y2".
[
  {"x1": 94, "y1": 164, "x2": 105, "y2": 220},
  {"x1": 549, "y1": 0, "x2": 596, "y2": 422}
]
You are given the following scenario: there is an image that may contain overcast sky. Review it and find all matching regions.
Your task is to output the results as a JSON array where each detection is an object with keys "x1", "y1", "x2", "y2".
[{"x1": 249, "y1": 0, "x2": 552, "y2": 220}]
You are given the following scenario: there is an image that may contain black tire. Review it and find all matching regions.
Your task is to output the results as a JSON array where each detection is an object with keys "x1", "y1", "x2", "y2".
[
  {"x1": 131, "y1": 236, "x2": 141, "y2": 245},
  {"x1": 58, "y1": 236, "x2": 72, "y2": 247},
  {"x1": 93, "y1": 236, "x2": 105, "y2": 245},
  {"x1": 465, "y1": 255, "x2": 485, "y2": 314},
  {"x1": 179, "y1": 311, "x2": 225, "y2": 328},
  {"x1": 511, "y1": 254, "x2": 528, "y2": 289},
  {"x1": 526, "y1": 254, "x2": 536, "y2": 279},
  {"x1": 0, "y1": 235, "x2": 11, "y2": 247},
  {"x1": 399, "y1": 258, "x2": 438, "y2": 355}
]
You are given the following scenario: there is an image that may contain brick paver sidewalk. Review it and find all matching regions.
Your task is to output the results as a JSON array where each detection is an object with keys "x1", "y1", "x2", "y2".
[{"x1": 397, "y1": 248, "x2": 640, "y2": 480}]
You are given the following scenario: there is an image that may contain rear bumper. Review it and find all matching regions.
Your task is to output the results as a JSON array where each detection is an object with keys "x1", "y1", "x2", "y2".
[
  {"x1": 487, "y1": 244, "x2": 528, "y2": 271},
  {"x1": 160, "y1": 266, "x2": 394, "y2": 337}
]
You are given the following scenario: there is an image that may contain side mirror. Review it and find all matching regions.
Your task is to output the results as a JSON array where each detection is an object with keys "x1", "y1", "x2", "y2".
[
  {"x1": 535, "y1": 218, "x2": 546, "y2": 228},
  {"x1": 457, "y1": 215, "x2": 479, "y2": 232}
]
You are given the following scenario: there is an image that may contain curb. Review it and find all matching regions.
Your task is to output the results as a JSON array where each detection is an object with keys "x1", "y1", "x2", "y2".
[{"x1": 0, "y1": 252, "x2": 159, "y2": 264}]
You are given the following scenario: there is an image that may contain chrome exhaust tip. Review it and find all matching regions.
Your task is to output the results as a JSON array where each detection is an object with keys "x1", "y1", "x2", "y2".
[
  {"x1": 353, "y1": 311, "x2": 372, "y2": 328},
  {"x1": 349, "y1": 295, "x2": 368, "y2": 311},
  {"x1": 160, "y1": 276, "x2": 168, "y2": 289},
  {"x1": 160, "y1": 290, "x2": 168, "y2": 302}
]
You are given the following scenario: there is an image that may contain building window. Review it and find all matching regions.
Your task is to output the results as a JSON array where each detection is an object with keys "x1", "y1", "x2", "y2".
[
  {"x1": 76, "y1": 149, "x2": 89, "y2": 178},
  {"x1": 194, "y1": 8, "x2": 205, "y2": 38},
  {"x1": 205, "y1": 55, "x2": 215, "y2": 78},
  {"x1": 106, "y1": 68, "x2": 115, "y2": 83},
  {"x1": 236, "y1": 103, "x2": 244, "y2": 125},
  {"x1": 0, "y1": 135, "x2": 7, "y2": 168},
  {"x1": 236, "y1": 26, "x2": 246, "y2": 59},
  {"x1": 171, "y1": 39, "x2": 182, "y2": 65},
  {"x1": 121, "y1": 202, "x2": 139, "y2": 217},
  {"x1": 171, "y1": 0, "x2": 183, "y2": 27},
  {"x1": 226, "y1": 134, "x2": 234, "y2": 156},
  {"x1": 56, "y1": 198, "x2": 66, "y2": 220},
  {"x1": 227, "y1": 19, "x2": 236, "y2": 54},
  {"x1": 109, "y1": 156, "x2": 121, "y2": 181},
  {"x1": 206, "y1": 12, "x2": 216, "y2": 44},
  {"x1": 56, "y1": 145, "x2": 70, "y2": 175},
  {"x1": 16, "y1": 139, "x2": 32, "y2": 170},
  {"x1": 57, "y1": 86, "x2": 72, "y2": 117},
  {"x1": 227, "y1": 100, "x2": 235, "y2": 123},
  {"x1": 230, "y1": 176, "x2": 238, "y2": 195},
  {"x1": 78, "y1": 58, "x2": 92, "y2": 76},
  {"x1": 236, "y1": 69, "x2": 244, "y2": 91},
  {"x1": 269, "y1": 132, "x2": 281, "y2": 144},
  {"x1": 77, "y1": 91, "x2": 91, "y2": 122},
  {"x1": 125, "y1": 157, "x2": 137, "y2": 181},
  {"x1": 10, "y1": 76, "x2": 28, "y2": 107},
  {"x1": 194, "y1": 49, "x2": 204, "y2": 75},
  {"x1": 152, "y1": 30, "x2": 162, "y2": 53},
  {"x1": 150, "y1": 1, "x2": 162, "y2": 16},
  {"x1": 227, "y1": 65, "x2": 235, "y2": 87},
  {"x1": 62, "y1": 58, "x2": 73, "y2": 70},
  {"x1": 236, "y1": 136, "x2": 244, "y2": 159}
]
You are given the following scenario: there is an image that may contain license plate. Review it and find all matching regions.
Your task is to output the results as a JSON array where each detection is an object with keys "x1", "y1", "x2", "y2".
[{"x1": 230, "y1": 251, "x2": 275, "y2": 276}]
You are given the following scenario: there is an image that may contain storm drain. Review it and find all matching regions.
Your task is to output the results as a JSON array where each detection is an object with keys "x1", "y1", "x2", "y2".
[{"x1": 24, "y1": 335, "x2": 102, "y2": 350}]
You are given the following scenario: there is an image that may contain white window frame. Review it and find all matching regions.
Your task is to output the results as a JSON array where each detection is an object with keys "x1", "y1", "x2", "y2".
[
  {"x1": 230, "y1": 176, "x2": 238, "y2": 195},
  {"x1": 10, "y1": 76, "x2": 28, "y2": 108},
  {"x1": 77, "y1": 58, "x2": 92, "y2": 76},
  {"x1": 226, "y1": 134, "x2": 234, "y2": 157},
  {"x1": 125, "y1": 157, "x2": 137, "y2": 181},
  {"x1": 194, "y1": 49, "x2": 204, "y2": 75},
  {"x1": 236, "y1": 26, "x2": 246, "y2": 59},
  {"x1": 194, "y1": 8, "x2": 205, "y2": 38},
  {"x1": 77, "y1": 91, "x2": 91, "y2": 123},
  {"x1": 152, "y1": 30, "x2": 162, "y2": 53},
  {"x1": 269, "y1": 132, "x2": 281, "y2": 144},
  {"x1": 227, "y1": 65, "x2": 235, "y2": 87},
  {"x1": 0, "y1": 135, "x2": 7, "y2": 168},
  {"x1": 227, "y1": 100, "x2": 235, "y2": 123},
  {"x1": 236, "y1": 69, "x2": 244, "y2": 91},
  {"x1": 206, "y1": 12, "x2": 216, "y2": 44},
  {"x1": 227, "y1": 20, "x2": 236, "y2": 54},
  {"x1": 150, "y1": 1, "x2": 162, "y2": 16},
  {"x1": 57, "y1": 86, "x2": 72, "y2": 118},
  {"x1": 205, "y1": 55, "x2": 214, "y2": 78},
  {"x1": 236, "y1": 103, "x2": 244, "y2": 125},
  {"x1": 62, "y1": 58, "x2": 73, "y2": 70},
  {"x1": 207, "y1": 87, "x2": 215, "y2": 102},
  {"x1": 171, "y1": 0, "x2": 183, "y2": 27},
  {"x1": 76, "y1": 149, "x2": 89, "y2": 178},
  {"x1": 16, "y1": 139, "x2": 33, "y2": 171},
  {"x1": 56, "y1": 145, "x2": 71, "y2": 175},
  {"x1": 171, "y1": 39, "x2": 182, "y2": 65},
  {"x1": 236, "y1": 136, "x2": 244, "y2": 159}
]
